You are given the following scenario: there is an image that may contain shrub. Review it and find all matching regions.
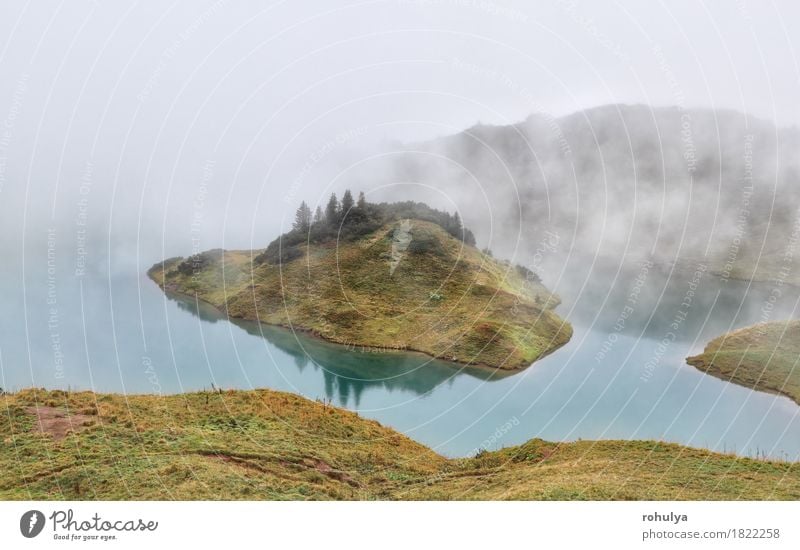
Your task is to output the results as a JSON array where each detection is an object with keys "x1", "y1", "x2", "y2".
[
  {"x1": 515, "y1": 264, "x2": 541, "y2": 283},
  {"x1": 176, "y1": 249, "x2": 224, "y2": 275},
  {"x1": 408, "y1": 235, "x2": 445, "y2": 256}
]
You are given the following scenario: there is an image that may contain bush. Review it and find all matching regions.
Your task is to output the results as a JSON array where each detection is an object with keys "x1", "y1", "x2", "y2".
[
  {"x1": 408, "y1": 235, "x2": 444, "y2": 256},
  {"x1": 176, "y1": 249, "x2": 223, "y2": 275},
  {"x1": 515, "y1": 264, "x2": 541, "y2": 283}
]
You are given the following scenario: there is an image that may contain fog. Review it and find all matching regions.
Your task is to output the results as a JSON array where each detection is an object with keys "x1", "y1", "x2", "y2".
[
  {"x1": 1, "y1": 0, "x2": 799, "y2": 279},
  {"x1": 373, "y1": 106, "x2": 799, "y2": 263},
  {"x1": 3, "y1": 2, "x2": 800, "y2": 464}
]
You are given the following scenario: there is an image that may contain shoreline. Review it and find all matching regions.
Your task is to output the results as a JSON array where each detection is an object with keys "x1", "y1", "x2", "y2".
[
  {"x1": 685, "y1": 320, "x2": 800, "y2": 406},
  {"x1": 686, "y1": 356, "x2": 800, "y2": 406},
  {"x1": 153, "y1": 275, "x2": 571, "y2": 374}
]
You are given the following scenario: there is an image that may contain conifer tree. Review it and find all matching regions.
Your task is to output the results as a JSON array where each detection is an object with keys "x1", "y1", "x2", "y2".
[
  {"x1": 325, "y1": 193, "x2": 339, "y2": 226},
  {"x1": 293, "y1": 201, "x2": 312, "y2": 232},
  {"x1": 452, "y1": 211, "x2": 463, "y2": 235},
  {"x1": 341, "y1": 189, "x2": 355, "y2": 216}
]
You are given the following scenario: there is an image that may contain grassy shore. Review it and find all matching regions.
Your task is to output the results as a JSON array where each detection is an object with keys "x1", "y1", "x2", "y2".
[
  {"x1": 2, "y1": 388, "x2": 799, "y2": 500},
  {"x1": 687, "y1": 320, "x2": 800, "y2": 405},
  {"x1": 149, "y1": 220, "x2": 572, "y2": 370}
]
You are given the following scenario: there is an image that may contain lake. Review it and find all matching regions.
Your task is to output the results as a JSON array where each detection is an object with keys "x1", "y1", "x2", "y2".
[{"x1": 2, "y1": 254, "x2": 799, "y2": 460}]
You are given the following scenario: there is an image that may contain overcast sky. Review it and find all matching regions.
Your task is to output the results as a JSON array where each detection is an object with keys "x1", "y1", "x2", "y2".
[{"x1": 1, "y1": 0, "x2": 798, "y2": 264}]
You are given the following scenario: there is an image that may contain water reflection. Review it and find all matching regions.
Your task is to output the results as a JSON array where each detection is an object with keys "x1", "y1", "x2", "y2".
[
  {"x1": 555, "y1": 258, "x2": 800, "y2": 348},
  {"x1": 6, "y1": 258, "x2": 797, "y2": 459},
  {"x1": 165, "y1": 291, "x2": 509, "y2": 407}
]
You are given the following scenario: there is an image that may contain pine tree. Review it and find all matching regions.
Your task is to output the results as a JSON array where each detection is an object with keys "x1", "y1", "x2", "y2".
[
  {"x1": 357, "y1": 191, "x2": 367, "y2": 210},
  {"x1": 463, "y1": 228, "x2": 476, "y2": 246},
  {"x1": 325, "y1": 193, "x2": 339, "y2": 226},
  {"x1": 293, "y1": 201, "x2": 312, "y2": 232},
  {"x1": 341, "y1": 189, "x2": 355, "y2": 216},
  {"x1": 444, "y1": 212, "x2": 453, "y2": 233},
  {"x1": 313, "y1": 206, "x2": 324, "y2": 224},
  {"x1": 452, "y1": 211, "x2": 463, "y2": 235}
]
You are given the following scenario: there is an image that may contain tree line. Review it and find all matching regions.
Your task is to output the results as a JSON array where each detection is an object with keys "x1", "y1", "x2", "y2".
[{"x1": 259, "y1": 191, "x2": 476, "y2": 264}]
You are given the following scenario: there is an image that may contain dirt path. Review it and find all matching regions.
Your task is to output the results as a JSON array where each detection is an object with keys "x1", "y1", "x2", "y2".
[{"x1": 25, "y1": 406, "x2": 94, "y2": 440}]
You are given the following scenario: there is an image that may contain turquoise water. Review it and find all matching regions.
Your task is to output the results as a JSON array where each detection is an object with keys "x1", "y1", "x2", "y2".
[{"x1": 2, "y1": 258, "x2": 799, "y2": 460}]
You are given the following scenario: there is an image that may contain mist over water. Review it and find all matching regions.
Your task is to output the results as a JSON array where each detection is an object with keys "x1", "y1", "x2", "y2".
[{"x1": 2, "y1": 1, "x2": 800, "y2": 460}]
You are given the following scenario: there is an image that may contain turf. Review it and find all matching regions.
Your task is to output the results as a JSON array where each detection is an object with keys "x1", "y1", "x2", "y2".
[{"x1": 2, "y1": 388, "x2": 799, "y2": 500}]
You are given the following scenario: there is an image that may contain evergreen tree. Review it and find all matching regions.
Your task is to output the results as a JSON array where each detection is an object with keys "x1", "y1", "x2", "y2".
[
  {"x1": 357, "y1": 191, "x2": 367, "y2": 210},
  {"x1": 443, "y1": 212, "x2": 454, "y2": 236},
  {"x1": 341, "y1": 189, "x2": 355, "y2": 216},
  {"x1": 293, "y1": 201, "x2": 312, "y2": 232},
  {"x1": 463, "y1": 227, "x2": 476, "y2": 246},
  {"x1": 313, "y1": 206, "x2": 324, "y2": 224},
  {"x1": 452, "y1": 211, "x2": 463, "y2": 235},
  {"x1": 325, "y1": 193, "x2": 339, "y2": 226}
]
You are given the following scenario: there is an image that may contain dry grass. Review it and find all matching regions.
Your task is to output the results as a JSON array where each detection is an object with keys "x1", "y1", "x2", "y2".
[{"x1": 2, "y1": 388, "x2": 799, "y2": 500}]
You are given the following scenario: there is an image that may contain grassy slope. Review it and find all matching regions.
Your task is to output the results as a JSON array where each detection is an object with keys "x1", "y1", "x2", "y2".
[
  {"x1": 3, "y1": 389, "x2": 799, "y2": 500},
  {"x1": 149, "y1": 220, "x2": 572, "y2": 370},
  {"x1": 687, "y1": 320, "x2": 800, "y2": 404}
]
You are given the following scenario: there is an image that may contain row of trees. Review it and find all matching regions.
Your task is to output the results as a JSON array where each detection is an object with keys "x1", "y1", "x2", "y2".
[
  {"x1": 260, "y1": 191, "x2": 477, "y2": 264},
  {"x1": 292, "y1": 190, "x2": 368, "y2": 233},
  {"x1": 291, "y1": 192, "x2": 475, "y2": 244}
]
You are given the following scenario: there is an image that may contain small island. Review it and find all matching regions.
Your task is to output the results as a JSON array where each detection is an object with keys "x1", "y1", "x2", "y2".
[
  {"x1": 149, "y1": 193, "x2": 572, "y2": 370},
  {"x1": 687, "y1": 320, "x2": 800, "y2": 404}
]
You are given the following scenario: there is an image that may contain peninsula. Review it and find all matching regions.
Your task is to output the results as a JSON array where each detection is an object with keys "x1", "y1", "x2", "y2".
[{"x1": 687, "y1": 320, "x2": 800, "y2": 404}]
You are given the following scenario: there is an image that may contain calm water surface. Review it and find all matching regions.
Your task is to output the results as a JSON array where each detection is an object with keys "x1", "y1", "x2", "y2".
[{"x1": 2, "y1": 257, "x2": 799, "y2": 459}]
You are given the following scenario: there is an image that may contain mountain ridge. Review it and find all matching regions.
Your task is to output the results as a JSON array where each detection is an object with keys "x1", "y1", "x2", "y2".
[{"x1": 369, "y1": 104, "x2": 800, "y2": 285}]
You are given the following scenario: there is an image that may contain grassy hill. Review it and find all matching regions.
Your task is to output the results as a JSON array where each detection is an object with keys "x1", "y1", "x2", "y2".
[
  {"x1": 687, "y1": 320, "x2": 800, "y2": 404},
  {"x1": 2, "y1": 388, "x2": 798, "y2": 500},
  {"x1": 149, "y1": 218, "x2": 572, "y2": 370}
]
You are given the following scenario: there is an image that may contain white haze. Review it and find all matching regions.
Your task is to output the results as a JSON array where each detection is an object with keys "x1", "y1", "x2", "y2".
[{"x1": 0, "y1": 0, "x2": 798, "y2": 278}]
